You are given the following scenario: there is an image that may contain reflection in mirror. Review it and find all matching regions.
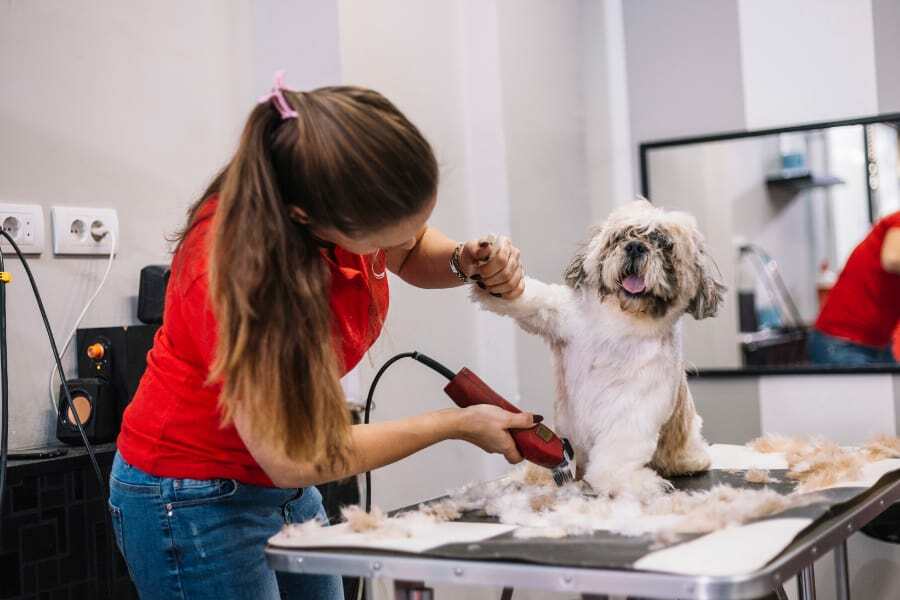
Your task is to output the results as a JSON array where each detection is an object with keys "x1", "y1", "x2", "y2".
[{"x1": 645, "y1": 120, "x2": 900, "y2": 371}]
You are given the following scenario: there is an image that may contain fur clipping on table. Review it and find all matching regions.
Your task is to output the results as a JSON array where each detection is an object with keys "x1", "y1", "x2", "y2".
[
  {"x1": 280, "y1": 435, "x2": 900, "y2": 545},
  {"x1": 748, "y1": 433, "x2": 900, "y2": 492},
  {"x1": 416, "y1": 498, "x2": 462, "y2": 522},
  {"x1": 279, "y1": 501, "x2": 460, "y2": 542},
  {"x1": 863, "y1": 434, "x2": 900, "y2": 461},
  {"x1": 744, "y1": 468, "x2": 777, "y2": 484},
  {"x1": 445, "y1": 464, "x2": 821, "y2": 540},
  {"x1": 342, "y1": 505, "x2": 386, "y2": 533}
]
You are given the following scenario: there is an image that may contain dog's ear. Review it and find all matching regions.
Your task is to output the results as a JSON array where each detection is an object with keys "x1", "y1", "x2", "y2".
[
  {"x1": 563, "y1": 250, "x2": 588, "y2": 289},
  {"x1": 688, "y1": 241, "x2": 726, "y2": 320}
]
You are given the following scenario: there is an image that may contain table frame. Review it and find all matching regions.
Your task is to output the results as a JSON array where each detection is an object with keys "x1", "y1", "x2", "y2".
[{"x1": 268, "y1": 477, "x2": 900, "y2": 600}]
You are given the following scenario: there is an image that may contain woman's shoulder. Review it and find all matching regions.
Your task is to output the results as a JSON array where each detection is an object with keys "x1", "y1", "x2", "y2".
[{"x1": 171, "y1": 200, "x2": 217, "y2": 292}]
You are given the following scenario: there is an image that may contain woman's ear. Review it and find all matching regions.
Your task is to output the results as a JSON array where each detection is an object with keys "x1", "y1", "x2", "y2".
[{"x1": 288, "y1": 206, "x2": 311, "y2": 225}]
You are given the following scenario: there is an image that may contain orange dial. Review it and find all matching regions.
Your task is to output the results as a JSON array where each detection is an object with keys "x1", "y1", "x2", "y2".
[{"x1": 86, "y1": 343, "x2": 105, "y2": 360}]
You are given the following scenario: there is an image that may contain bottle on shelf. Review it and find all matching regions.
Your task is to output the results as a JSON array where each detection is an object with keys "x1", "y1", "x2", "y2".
[{"x1": 816, "y1": 260, "x2": 837, "y2": 309}]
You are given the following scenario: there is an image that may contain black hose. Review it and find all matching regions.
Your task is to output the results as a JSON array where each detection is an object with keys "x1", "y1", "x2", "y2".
[
  {"x1": 0, "y1": 229, "x2": 115, "y2": 598},
  {"x1": 0, "y1": 231, "x2": 105, "y2": 493},
  {"x1": 362, "y1": 351, "x2": 456, "y2": 513},
  {"x1": 0, "y1": 249, "x2": 8, "y2": 518}
]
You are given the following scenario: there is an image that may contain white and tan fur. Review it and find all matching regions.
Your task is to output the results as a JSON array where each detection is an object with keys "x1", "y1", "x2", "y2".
[{"x1": 473, "y1": 200, "x2": 726, "y2": 501}]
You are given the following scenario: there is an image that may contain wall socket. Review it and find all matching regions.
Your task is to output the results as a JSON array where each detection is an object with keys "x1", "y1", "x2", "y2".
[
  {"x1": 51, "y1": 206, "x2": 119, "y2": 255},
  {"x1": 0, "y1": 203, "x2": 45, "y2": 255}
]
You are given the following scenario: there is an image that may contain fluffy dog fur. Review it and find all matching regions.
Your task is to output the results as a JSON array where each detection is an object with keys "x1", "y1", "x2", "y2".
[{"x1": 473, "y1": 200, "x2": 726, "y2": 500}]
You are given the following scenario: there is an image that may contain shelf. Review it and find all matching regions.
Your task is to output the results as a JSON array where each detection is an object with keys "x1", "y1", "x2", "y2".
[{"x1": 766, "y1": 172, "x2": 845, "y2": 192}]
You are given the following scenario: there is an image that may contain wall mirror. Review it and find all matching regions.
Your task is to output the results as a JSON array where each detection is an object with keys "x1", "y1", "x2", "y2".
[{"x1": 642, "y1": 115, "x2": 900, "y2": 373}]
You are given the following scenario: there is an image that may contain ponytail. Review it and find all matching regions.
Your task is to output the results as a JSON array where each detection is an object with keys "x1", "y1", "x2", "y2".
[
  {"x1": 210, "y1": 104, "x2": 349, "y2": 469},
  {"x1": 178, "y1": 85, "x2": 437, "y2": 472}
]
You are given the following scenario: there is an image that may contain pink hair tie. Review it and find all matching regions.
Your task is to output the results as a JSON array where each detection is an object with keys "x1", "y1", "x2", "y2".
[{"x1": 258, "y1": 70, "x2": 299, "y2": 119}]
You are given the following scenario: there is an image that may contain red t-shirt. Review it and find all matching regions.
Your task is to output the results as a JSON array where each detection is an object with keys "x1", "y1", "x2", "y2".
[
  {"x1": 815, "y1": 212, "x2": 900, "y2": 347},
  {"x1": 117, "y1": 198, "x2": 389, "y2": 486}
]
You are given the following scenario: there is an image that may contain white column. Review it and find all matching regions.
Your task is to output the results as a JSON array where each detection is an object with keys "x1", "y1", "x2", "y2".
[{"x1": 459, "y1": 0, "x2": 521, "y2": 481}]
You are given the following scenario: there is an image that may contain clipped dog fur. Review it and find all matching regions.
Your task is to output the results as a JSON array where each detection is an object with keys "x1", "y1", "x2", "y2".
[
  {"x1": 446, "y1": 463, "x2": 819, "y2": 540},
  {"x1": 281, "y1": 436, "x2": 900, "y2": 544},
  {"x1": 744, "y1": 468, "x2": 777, "y2": 484},
  {"x1": 747, "y1": 433, "x2": 900, "y2": 492},
  {"x1": 863, "y1": 434, "x2": 900, "y2": 461},
  {"x1": 342, "y1": 505, "x2": 386, "y2": 533}
]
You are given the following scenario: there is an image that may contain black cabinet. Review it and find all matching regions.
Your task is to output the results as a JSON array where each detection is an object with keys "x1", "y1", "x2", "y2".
[{"x1": 0, "y1": 445, "x2": 136, "y2": 600}]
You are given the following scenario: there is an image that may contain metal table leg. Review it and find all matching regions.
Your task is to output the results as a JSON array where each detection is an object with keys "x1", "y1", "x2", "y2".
[
  {"x1": 393, "y1": 580, "x2": 433, "y2": 600},
  {"x1": 774, "y1": 584, "x2": 789, "y2": 600},
  {"x1": 797, "y1": 564, "x2": 817, "y2": 600},
  {"x1": 834, "y1": 539, "x2": 851, "y2": 600}
]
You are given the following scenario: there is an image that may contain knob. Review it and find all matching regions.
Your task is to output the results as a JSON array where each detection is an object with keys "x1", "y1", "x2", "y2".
[{"x1": 86, "y1": 343, "x2": 105, "y2": 360}]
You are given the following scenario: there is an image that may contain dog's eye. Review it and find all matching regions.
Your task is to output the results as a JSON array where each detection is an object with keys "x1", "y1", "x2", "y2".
[{"x1": 649, "y1": 231, "x2": 673, "y2": 249}]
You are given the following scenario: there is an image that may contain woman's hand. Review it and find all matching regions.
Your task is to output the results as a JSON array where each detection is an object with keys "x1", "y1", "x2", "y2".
[
  {"x1": 460, "y1": 236, "x2": 525, "y2": 299},
  {"x1": 452, "y1": 405, "x2": 538, "y2": 464}
]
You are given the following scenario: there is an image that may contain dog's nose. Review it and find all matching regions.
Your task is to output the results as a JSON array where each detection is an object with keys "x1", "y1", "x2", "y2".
[{"x1": 624, "y1": 241, "x2": 647, "y2": 257}]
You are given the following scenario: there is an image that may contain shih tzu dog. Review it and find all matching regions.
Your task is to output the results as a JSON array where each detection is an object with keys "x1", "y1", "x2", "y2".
[{"x1": 473, "y1": 200, "x2": 726, "y2": 501}]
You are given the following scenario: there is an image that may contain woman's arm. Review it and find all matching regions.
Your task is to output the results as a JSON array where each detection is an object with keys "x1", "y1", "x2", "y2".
[
  {"x1": 882, "y1": 227, "x2": 900, "y2": 274},
  {"x1": 234, "y1": 403, "x2": 537, "y2": 488},
  {"x1": 385, "y1": 225, "x2": 467, "y2": 288},
  {"x1": 386, "y1": 225, "x2": 525, "y2": 298}
]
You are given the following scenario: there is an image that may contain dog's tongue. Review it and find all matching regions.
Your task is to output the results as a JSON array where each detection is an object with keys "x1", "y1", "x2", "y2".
[{"x1": 623, "y1": 275, "x2": 646, "y2": 294}]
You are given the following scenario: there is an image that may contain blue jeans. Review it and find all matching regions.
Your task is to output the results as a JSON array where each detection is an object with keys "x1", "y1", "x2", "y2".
[
  {"x1": 807, "y1": 329, "x2": 897, "y2": 366},
  {"x1": 108, "y1": 452, "x2": 343, "y2": 600}
]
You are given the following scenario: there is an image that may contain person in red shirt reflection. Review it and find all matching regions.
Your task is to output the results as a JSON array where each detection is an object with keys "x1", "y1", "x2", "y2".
[
  {"x1": 110, "y1": 76, "x2": 535, "y2": 600},
  {"x1": 809, "y1": 211, "x2": 900, "y2": 365}
]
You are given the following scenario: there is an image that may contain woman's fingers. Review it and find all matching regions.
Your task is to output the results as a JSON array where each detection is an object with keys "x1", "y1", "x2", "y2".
[
  {"x1": 459, "y1": 405, "x2": 537, "y2": 464},
  {"x1": 485, "y1": 270, "x2": 523, "y2": 296},
  {"x1": 462, "y1": 236, "x2": 526, "y2": 299},
  {"x1": 502, "y1": 441, "x2": 524, "y2": 464},
  {"x1": 506, "y1": 410, "x2": 537, "y2": 430}
]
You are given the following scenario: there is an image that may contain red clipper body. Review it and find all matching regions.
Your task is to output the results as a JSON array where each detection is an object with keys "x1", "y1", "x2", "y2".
[{"x1": 443, "y1": 368, "x2": 576, "y2": 485}]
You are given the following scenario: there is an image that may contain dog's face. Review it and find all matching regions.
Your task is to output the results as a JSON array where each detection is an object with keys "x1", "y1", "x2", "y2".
[{"x1": 563, "y1": 200, "x2": 725, "y2": 320}]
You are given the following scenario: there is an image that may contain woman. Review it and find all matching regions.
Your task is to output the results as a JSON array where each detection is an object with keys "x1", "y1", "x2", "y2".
[
  {"x1": 110, "y1": 74, "x2": 535, "y2": 599},
  {"x1": 809, "y1": 210, "x2": 900, "y2": 365}
]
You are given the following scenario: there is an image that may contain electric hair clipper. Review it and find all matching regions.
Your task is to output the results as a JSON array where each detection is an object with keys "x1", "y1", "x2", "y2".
[{"x1": 411, "y1": 353, "x2": 576, "y2": 486}]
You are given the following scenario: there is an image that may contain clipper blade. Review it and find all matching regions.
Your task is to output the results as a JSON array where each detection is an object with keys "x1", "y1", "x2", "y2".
[{"x1": 551, "y1": 438, "x2": 576, "y2": 487}]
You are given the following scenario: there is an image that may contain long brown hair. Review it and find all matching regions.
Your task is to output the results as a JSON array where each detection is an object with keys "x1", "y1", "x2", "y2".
[{"x1": 177, "y1": 86, "x2": 437, "y2": 471}]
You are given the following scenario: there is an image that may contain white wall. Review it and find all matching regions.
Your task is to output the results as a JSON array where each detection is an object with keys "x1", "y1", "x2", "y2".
[
  {"x1": 337, "y1": 0, "x2": 509, "y2": 512},
  {"x1": 625, "y1": 0, "x2": 890, "y2": 158},
  {"x1": 737, "y1": 0, "x2": 879, "y2": 130},
  {"x1": 623, "y1": 0, "x2": 746, "y2": 145},
  {"x1": 1, "y1": 0, "x2": 344, "y2": 450},
  {"x1": 0, "y1": 1, "x2": 254, "y2": 448},
  {"x1": 873, "y1": 0, "x2": 900, "y2": 113}
]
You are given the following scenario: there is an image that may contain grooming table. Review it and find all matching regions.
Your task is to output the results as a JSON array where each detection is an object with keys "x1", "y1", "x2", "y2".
[{"x1": 267, "y1": 467, "x2": 900, "y2": 600}]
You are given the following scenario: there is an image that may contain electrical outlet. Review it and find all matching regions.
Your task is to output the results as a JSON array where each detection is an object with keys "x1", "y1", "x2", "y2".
[
  {"x1": 51, "y1": 206, "x2": 119, "y2": 255},
  {"x1": 0, "y1": 203, "x2": 45, "y2": 255}
]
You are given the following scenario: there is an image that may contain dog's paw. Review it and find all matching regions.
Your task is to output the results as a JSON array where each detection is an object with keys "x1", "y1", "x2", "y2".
[
  {"x1": 584, "y1": 466, "x2": 672, "y2": 503},
  {"x1": 677, "y1": 444, "x2": 712, "y2": 474},
  {"x1": 469, "y1": 283, "x2": 511, "y2": 313}
]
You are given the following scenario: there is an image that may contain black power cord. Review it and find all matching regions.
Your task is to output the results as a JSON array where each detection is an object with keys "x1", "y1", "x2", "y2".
[
  {"x1": 362, "y1": 351, "x2": 455, "y2": 513},
  {"x1": 361, "y1": 352, "x2": 516, "y2": 600},
  {"x1": 0, "y1": 231, "x2": 106, "y2": 525},
  {"x1": 0, "y1": 248, "x2": 8, "y2": 518}
]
